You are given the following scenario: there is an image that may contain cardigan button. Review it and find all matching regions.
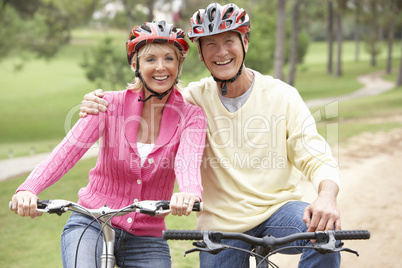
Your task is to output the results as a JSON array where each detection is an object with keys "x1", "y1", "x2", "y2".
[
  {"x1": 137, "y1": 179, "x2": 141, "y2": 185},
  {"x1": 127, "y1": 217, "x2": 133, "y2": 223},
  {"x1": 134, "y1": 198, "x2": 139, "y2": 203},
  {"x1": 148, "y1": 158, "x2": 154, "y2": 164}
]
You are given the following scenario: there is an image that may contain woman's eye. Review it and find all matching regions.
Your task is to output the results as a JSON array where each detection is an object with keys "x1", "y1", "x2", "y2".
[
  {"x1": 146, "y1": 58, "x2": 155, "y2": 62},
  {"x1": 166, "y1": 57, "x2": 174, "y2": 61}
]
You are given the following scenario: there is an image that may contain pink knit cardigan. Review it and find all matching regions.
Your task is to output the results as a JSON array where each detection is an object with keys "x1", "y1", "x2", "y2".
[{"x1": 17, "y1": 89, "x2": 207, "y2": 237}]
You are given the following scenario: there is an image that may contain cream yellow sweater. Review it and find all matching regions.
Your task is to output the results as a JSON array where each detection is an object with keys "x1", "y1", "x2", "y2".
[{"x1": 181, "y1": 70, "x2": 340, "y2": 232}]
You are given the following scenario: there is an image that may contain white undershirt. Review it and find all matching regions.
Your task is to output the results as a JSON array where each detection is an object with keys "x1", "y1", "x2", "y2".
[{"x1": 137, "y1": 142, "x2": 155, "y2": 167}]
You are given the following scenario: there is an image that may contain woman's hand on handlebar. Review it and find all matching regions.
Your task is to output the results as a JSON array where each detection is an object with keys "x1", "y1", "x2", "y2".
[
  {"x1": 11, "y1": 191, "x2": 42, "y2": 219},
  {"x1": 79, "y1": 89, "x2": 108, "y2": 118},
  {"x1": 170, "y1": 193, "x2": 201, "y2": 217}
]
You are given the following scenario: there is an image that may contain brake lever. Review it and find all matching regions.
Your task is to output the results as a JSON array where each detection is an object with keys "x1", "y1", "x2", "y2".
[
  {"x1": 183, "y1": 231, "x2": 227, "y2": 256},
  {"x1": 313, "y1": 231, "x2": 359, "y2": 256},
  {"x1": 184, "y1": 241, "x2": 228, "y2": 256},
  {"x1": 39, "y1": 200, "x2": 72, "y2": 216},
  {"x1": 133, "y1": 200, "x2": 170, "y2": 216}
]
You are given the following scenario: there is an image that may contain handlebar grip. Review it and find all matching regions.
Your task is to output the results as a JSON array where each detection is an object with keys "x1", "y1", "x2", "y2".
[
  {"x1": 163, "y1": 230, "x2": 204, "y2": 240},
  {"x1": 334, "y1": 230, "x2": 370, "y2": 240},
  {"x1": 192, "y1": 202, "x2": 203, "y2": 212},
  {"x1": 9, "y1": 200, "x2": 49, "y2": 211}
]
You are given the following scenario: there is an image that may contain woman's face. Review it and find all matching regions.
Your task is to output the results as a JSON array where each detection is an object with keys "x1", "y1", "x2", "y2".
[{"x1": 135, "y1": 44, "x2": 181, "y2": 94}]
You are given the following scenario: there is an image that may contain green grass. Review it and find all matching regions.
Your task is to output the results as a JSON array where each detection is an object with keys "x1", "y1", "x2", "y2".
[
  {"x1": 0, "y1": 157, "x2": 97, "y2": 268},
  {"x1": 0, "y1": 28, "x2": 127, "y2": 144},
  {"x1": 295, "y1": 41, "x2": 401, "y2": 100},
  {"x1": 304, "y1": 41, "x2": 401, "y2": 64},
  {"x1": 314, "y1": 83, "x2": 402, "y2": 145}
]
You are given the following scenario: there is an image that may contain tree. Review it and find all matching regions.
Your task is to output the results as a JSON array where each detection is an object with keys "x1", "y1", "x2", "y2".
[
  {"x1": 81, "y1": 37, "x2": 133, "y2": 90},
  {"x1": 274, "y1": 0, "x2": 287, "y2": 80},
  {"x1": 244, "y1": 1, "x2": 277, "y2": 74},
  {"x1": 327, "y1": 0, "x2": 334, "y2": 74},
  {"x1": 0, "y1": 0, "x2": 100, "y2": 63},
  {"x1": 398, "y1": 37, "x2": 402, "y2": 86},
  {"x1": 366, "y1": 0, "x2": 381, "y2": 67},
  {"x1": 288, "y1": 0, "x2": 302, "y2": 86},
  {"x1": 352, "y1": 0, "x2": 362, "y2": 62},
  {"x1": 334, "y1": 0, "x2": 347, "y2": 77},
  {"x1": 385, "y1": 0, "x2": 397, "y2": 74}
]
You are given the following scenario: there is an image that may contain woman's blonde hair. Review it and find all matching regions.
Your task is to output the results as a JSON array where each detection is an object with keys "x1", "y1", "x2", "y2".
[{"x1": 127, "y1": 43, "x2": 184, "y2": 91}]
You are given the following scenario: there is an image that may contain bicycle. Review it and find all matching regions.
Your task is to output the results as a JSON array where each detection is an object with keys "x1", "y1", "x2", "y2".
[
  {"x1": 162, "y1": 228, "x2": 370, "y2": 268},
  {"x1": 9, "y1": 199, "x2": 202, "y2": 268}
]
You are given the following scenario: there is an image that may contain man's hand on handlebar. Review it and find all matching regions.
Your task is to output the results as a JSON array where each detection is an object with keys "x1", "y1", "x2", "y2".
[
  {"x1": 11, "y1": 191, "x2": 43, "y2": 219},
  {"x1": 79, "y1": 89, "x2": 108, "y2": 118}
]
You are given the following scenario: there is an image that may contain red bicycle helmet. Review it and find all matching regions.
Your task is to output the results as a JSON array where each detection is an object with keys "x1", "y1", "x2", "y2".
[
  {"x1": 126, "y1": 20, "x2": 189, "y2": 65},
  {"x1": 188, "y1": 3, "x2": 250, "y2": 42}
]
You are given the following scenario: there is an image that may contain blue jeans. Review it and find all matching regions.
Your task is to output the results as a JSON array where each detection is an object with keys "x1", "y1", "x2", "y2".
[
  {"x1": 61, "y1": 212, "x2": 171, "y2": 268},
  {"x1": 200, "y1": 201, "x2": 341, "y2": 268}
]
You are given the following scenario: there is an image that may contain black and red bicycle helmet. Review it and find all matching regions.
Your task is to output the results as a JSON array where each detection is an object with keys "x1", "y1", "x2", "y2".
[
  {"x1": 125, "y1": 21, "x2": 189, "y2": 102},
  {"x1": 126, "y1": 20, "x2": 189, "y2": 65},
  {"x1": 188, "y1": 3, "x2": 250, "y2": 42},
  {"x1": 187, "y1": 3, "x2": 251, "y2": 95}
]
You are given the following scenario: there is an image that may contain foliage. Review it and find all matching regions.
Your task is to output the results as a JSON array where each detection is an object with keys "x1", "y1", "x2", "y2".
[
  {"x1": 244, "y1": 1, "x2": 310, "y2": 74},
  {"x1": 244, "y1": 2, "x2": 277, "y2": 73},
  {"x1": 81, "y1": 36, "x2": 134, "y2": 90},
  {"x1": 0, "y1": 0, "x2": 100, "y2": 63},
  {"x1": 180, "y1": 41, "x2": 211, "y2": 84}
]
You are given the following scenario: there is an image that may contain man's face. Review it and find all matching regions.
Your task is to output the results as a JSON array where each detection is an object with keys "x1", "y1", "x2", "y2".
[{"x1": 199, "y1": 31, "x2": 248, "y2": 80}]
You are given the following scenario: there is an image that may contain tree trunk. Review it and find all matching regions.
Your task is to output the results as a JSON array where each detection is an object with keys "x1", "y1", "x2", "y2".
[
  {"x1": 397, "y1": 32, "x2": 402, "y2": 87},
  {"x1": 370, "y1": 0, "x2": 377, "y2": 67},
  {"x1": 274, "y1": 0, "x2": 286, "y2": 81},
  {"x1": 147, "y1": 0, "x2": 154, "y2": 22},
  {"x1": 121, "y1": 0, "x2": 134, "y2": 30},
  {"x1": 354, "y1": 0, "x2": 360, "y2": 62},
  {"x1": 386, "y1": 0, "x2": 396, "y2": 74},
  {"x1": 327, "y1": 0, "x2": 334, "y2": 74},
  {"x1": 288, "y1": 0, "x2": 301, "y2": 86},
  {"x1": 335, "y1": 10, "x2": 342, "y2": 77}
]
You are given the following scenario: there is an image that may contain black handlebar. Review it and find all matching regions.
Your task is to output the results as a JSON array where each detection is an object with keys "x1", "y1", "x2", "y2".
[
  {"x1": 162, "y1": 229, "x2": 370, "y2": 258},
  {"x1": 162, "y1": 229, "x2": 370, "y2": 245}
]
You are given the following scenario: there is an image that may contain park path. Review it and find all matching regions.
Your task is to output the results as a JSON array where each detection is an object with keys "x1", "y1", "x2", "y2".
[
  {"x1": 305, "y1": 69, "x2": 395, "y2": 108},
  {"x1": 0, "y1": 145, "x2": 99, "y2": 182},
  {"x1": 0, "y1": 70, "x2": 396, "y2": 182}
]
